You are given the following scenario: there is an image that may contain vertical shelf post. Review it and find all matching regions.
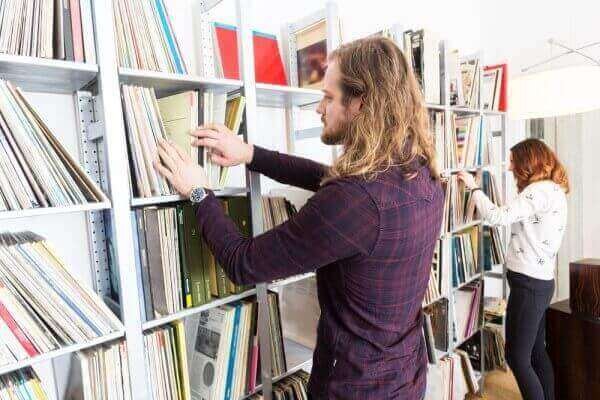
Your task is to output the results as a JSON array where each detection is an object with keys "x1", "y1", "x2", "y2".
[{"x1": 91, "y1": 0, "x2": 150, "y2": 397}]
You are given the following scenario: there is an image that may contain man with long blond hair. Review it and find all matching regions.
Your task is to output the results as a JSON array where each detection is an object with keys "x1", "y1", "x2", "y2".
[{"x1": 155, "y1": 36, "x2": 444, "y2": 399}]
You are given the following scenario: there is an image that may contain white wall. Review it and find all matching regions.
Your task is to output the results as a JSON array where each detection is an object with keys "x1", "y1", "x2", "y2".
[
  {"x1": 481, "y1": 0, "x2": 600, "y2": 299},
  {"x1": 482, "y1": 0, "x2": 600, "y2": 75}
]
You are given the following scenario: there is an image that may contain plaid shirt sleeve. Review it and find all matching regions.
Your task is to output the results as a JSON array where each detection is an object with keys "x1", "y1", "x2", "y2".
[
  {"x1": 195, "y1": 179, "x2": 379, "y2": 285},
  {"x1": 248, "y1": 145, "x2": 328, "y2": 192}
]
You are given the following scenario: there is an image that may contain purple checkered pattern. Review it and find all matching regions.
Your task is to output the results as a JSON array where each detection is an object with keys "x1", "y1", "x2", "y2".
[{"x1": 196, "y1": 146, "x2": 444, "y2": 399}]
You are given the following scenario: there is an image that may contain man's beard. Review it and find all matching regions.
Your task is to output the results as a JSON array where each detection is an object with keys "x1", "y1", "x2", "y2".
[{"x1": 321, "y1": 119, "x2": 349, "y2": 145}]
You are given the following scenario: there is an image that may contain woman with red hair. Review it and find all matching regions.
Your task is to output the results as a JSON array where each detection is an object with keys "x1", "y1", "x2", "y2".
[{"x1": 458, "y1": 138, "x2": 569, "y2": 400}]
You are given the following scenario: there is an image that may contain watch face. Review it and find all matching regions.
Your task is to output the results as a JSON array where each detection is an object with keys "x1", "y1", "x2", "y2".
[{"x1": 191, "y1": 187, "x2": 206, "y2": 203}]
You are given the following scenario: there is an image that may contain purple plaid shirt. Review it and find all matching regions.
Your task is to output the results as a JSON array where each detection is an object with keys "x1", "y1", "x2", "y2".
[{"x1": 196, "y1": 146, "x2": 444, "y2": 399}]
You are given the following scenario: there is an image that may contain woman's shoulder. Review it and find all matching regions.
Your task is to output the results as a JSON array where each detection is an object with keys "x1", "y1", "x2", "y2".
[
  {"x1": 524, "y1": 180, "x2": 567, "y2": 208},
  {"x1": 525, "y1": 180, "x2": 564, "y2": 194}
]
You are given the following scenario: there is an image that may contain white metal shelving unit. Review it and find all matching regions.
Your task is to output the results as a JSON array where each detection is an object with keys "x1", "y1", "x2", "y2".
[
  {"x1": 0, "y1": 1, "x2": 510, "y2": 399},
  {"x1": 0, "y1": 4, "x2": 128, "y2": 397}
]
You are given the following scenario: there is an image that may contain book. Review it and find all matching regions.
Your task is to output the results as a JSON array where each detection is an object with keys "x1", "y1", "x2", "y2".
[{"x1": 295, "y1": 20, "x2": 327, "y2": 89}]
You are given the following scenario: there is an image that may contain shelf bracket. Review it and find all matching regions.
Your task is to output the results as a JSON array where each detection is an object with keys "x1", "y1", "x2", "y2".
[{"x1": 75, "y1": 91, "x2": 112, "y2": 298}]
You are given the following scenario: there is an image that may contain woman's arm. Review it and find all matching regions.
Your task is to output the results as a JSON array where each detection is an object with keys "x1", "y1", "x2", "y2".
[{"x1": 471, "y1": 185, "x2": 548, "y2": 226}]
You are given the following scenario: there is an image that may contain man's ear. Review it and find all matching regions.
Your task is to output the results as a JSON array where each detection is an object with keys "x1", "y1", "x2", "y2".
[{"x1": 348, "y1": 96, "x2": 363, "y2": 116}]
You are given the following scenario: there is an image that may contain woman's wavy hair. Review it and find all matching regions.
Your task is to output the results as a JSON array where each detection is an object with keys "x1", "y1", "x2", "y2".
[
  {"x1": 511, "y1": 138, "x2": 570, "y2": 193},
  {"x1": 324, "y1": 36, "x2": 438, "y2": 182}
]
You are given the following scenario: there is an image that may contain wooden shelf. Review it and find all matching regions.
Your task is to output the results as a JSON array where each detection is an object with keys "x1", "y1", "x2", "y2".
[
  {"x1": 0, "y1": 201, "x2": 111, "y2": 221},
  {"x1": 0, "y1": 54, "x2": 97, "y2": 93},
  {"x1": 118, "y1": 68, "x2": 242, "y2": 97},
  {"x1": 0, "y1": 330, "x2": 124, "y2": 376},
  {"x1": 255, "y1": 83, "x2": 322, "y2": 108}
]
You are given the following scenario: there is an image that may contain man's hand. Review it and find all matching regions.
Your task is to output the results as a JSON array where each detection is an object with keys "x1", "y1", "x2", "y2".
[
  {"x1": 191, "y1": 123, "x2": 254, "y2": 167},
  {"x1": 154, "y1": 139, "x2": 209, "y2": 197},
  {"x1": 457, "y1": 171, "x2": 478, "y2": 190}
]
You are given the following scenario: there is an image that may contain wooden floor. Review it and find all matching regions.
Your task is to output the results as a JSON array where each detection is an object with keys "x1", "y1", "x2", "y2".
[{"x1": 467, "y1": 370, "x2": 522, "y2": 400}]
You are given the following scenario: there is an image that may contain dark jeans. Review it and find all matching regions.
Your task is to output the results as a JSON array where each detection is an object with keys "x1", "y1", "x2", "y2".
[{"x1": 506, "y1": 270, "x2": 555, "y2": 400}]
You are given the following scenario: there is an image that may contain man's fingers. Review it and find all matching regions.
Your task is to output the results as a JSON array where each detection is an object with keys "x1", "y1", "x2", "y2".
[
  {"x1": 192, "y1": 137, "x2": 223, "y2": 152},
  {"x1": 157, "y1": 142, "x2": 177, "y2": 171},
  {"x1": 191, "y1": 128, "x2": 221, "y2": 140},
  {"x1": 211, "y1": 152, "x2": 229, "y2": 166},
  {"x1": 153, "y1": 159, "x2": 174, "y2": 180}
]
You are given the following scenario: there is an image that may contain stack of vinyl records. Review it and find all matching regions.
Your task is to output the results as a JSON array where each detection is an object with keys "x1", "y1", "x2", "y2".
[
  {"x1": 67, "y1": 341, "x2": 132, "y2": 400},
  {"x1": 0, "y1": 232, "x2": 122, "y2": 367},
  {"x1": 134, "y1": 198, "x2": 251, "y2": 321},
  {"x1": 122, "y1": 86, "x2": 246, "y2": 197},
  {"x1": 459, "y1": 324, "x2": 507, "y2": 373},
  {"x1": 455, "y1": 349, "x2": 480, "y2": 394},
  {"x1": 0, "y1": 367, "x2": 51, "y2": 399},
  {"x1": 430, "y1": 111, "x2": 447, "y2": 171},
  {"x1": 159, "y1": 292, "x2": 284, "y2": 400},
  {"x1": 423, "y1": 240, "x2": 442, "y2": 306},
  {"x1": 459, "y1": 56, "x2": 480, "y2": 109},
  {"x1": 484, "y1": 297, "x2": 507, "y2": 321},
  {"x1": 441, "y1": 51, "x2": 481, "y2": 109},
  {"x1": 451, "y1": 227, "x2": 479, "y2": 288},
  {"x1": 186, "y1": 300, "x2": 257, "y2": 400},
  {"x1": 483, "y1": 226, "x2": 506, "y2": 270},
  {"x1": 464, "y1": 170, "x2": 502, "y2": 221},
  {"x1": 452, "y1": 115, "x2": 486, "y2": 168},
  {"x1": 121, "y1": 85, "x2": 172, "y2": 197},
  {"x1": 482, "y1": 323, "x2": 507, "y2": 371},
  {"x1": 425, "y1": 353, "x2": 470, "y2": 400},
  {"x1": 482, "y1": 64, "x2": 507, "y2": 111},
  {"x1": 402, "y1": 29, "x2": 441, "y2": 104},
  {"x1": 199, "y1": 92, "x2": 246, "y2": 189},
  {"x1": 261, "y1": 196, "x2": 297, "y2": 231},
  {"x1": 423, "y1": 298, "x2": 449, "y2": 352},
  {"x1": 0, "y1": 0, "x2": 96, "y2": 62},
  {"x1": 135, "y1": 195, "x2": 297, "y2": 321},
  {"x1": 0, "y1": 79, "x2": 107, "y2": 211},
  {"x1": 112, "y1": 0, "x2": 186, "y2": 73},
  {"x1": 247, "y1": 370, "x2": 310, "y2": 400},
  {"x1": 144, "y1": 320, "x2": 189, "y2": 400},
  {"x1": 441, "y1": 175, "x2": 475, "y2": 233},
  {"x1": 453, "y1": 281, "x2": 482, "y2": 343}
]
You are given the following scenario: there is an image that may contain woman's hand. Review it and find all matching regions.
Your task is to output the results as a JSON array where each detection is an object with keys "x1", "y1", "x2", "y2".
[
  {"x1": 190, "y1": 123, "x2": 254, "y2": 167},
  {"x1": 457, "y1": 171, "x2": 478, "y2": 190},
  {"x1": 154, "y1": 139, "x2": 209, "y2": 197}
]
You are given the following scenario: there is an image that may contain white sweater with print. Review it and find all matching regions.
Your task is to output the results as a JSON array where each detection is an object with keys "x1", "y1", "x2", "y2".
[{"x1": 472, "y1": 180, "x2": 567, "y2": 281}]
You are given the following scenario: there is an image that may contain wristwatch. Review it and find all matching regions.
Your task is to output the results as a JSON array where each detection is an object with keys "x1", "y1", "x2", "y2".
[{"x1": 189, "y1": 186, "x2": 208, "y2": 204}]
